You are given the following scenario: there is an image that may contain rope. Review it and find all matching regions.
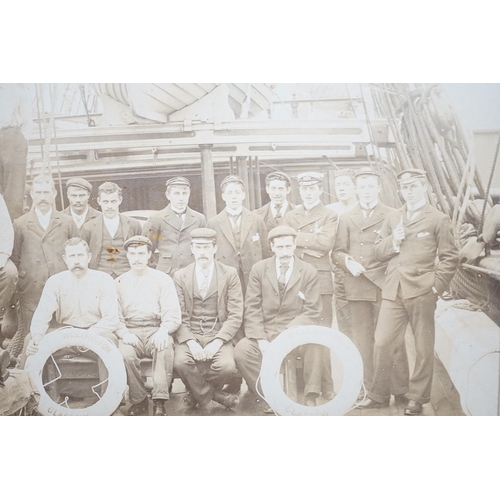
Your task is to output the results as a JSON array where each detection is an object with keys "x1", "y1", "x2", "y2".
[
  {"x1": 479, "y1": 132, "x2": 500, "y2": 234},
  {"x1": 50, "y1": 84, "x2": 65, "y2": 209}
]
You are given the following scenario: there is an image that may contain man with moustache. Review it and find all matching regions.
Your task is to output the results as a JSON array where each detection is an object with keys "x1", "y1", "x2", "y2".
[
  {"x1": 143, "y1": 177, "x2": 206, "y2": 277},
  {"x1": 253, "y1": 172, "x2": 296, "y2": 231},
  {"x1": 359, "y1": 169, "x2": 458, "y2": 415},
  {"x1": 10, "y1": 175, "x2": 78, "y2": 359},
  {"x1": 173, "y1": 229, "x2": 243, "y2": 413},
  {"x1": 333, "y1": 167, "x2": 408, "y2": 395},
  {"x1": 62, "y1": 177, "x2": 100, "y2": 233},
  {"x1": 116, "y1": 236, "x2": 182, "y2": 417},
  {"x1": 234, "y1": 226, "x2": 324, "y2": 411},
  {"x1": 81, "y1": 182, "x2": 142, "y2": 279}
]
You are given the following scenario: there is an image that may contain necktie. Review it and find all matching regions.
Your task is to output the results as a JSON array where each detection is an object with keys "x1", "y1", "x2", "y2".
[
  {"x1": 278, "y1": 265, "x2": 289, "y2": 297},
  {"x1": 228, "y1": 213, "x2": 241, "y2": 251},
  {"x1": 228, "y1": 213, "x2": 241, "y2": 226},
  {"x1": 199, "y1": 271, "x2": 209, "y2": 299},
  {"x1": 275, "y1": 205, "x2": 283, "y2": 223},
  {"x1": 175, "y1": 210, "x2": 186, "y2": 221}
]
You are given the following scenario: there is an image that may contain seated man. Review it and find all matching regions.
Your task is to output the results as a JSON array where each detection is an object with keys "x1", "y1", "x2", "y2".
[
  {"x1": 173, "y1": 229, "x2": 243, "y2": 414},
  {"x1": 115, "y1": 236, "x2": 182, "y2": 417},
  {"x1": 234, "y1": 226, "x2": 325, "y2": 412},
  {"x1": 23, "y1": 238, "x2": 120, "y2": 363}
]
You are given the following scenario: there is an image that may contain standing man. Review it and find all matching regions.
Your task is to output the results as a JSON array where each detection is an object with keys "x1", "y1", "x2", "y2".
[
  {"x1": 332, "y1": 167, "x2": 408, "y2": 394},
  {"x1": 0, "y1": 83, "x2": 33, "y2": 221},
  {"x1": 173, "y1": 229, "x2": 243, "y2": 413},
  {"x1": 234, "y1": 226, "x2": 326, "y2": 410},
  {"x1": 359, "y1": 169, "x2": 458, "y2": 415},
  {"x1": 326, "y1": 169, "x2": 358, "y2": 339},
  {"x1": 208, "y1": 175, "x2": 270, "y2": 292},
  {"x1": 63, "y1": 177, "x2": 100, "y2": 232},
  {"x1": 10, "y1": 174, "x2": 78, "y2": 358},
  {"x1": 253, "y1": 172, "x2": 295, "y2": 231},
  {"x1": 116, "y1": 236, "x2": 182, "y2": 417},
  {"x1": 142, "y1": 177, "x2": 206, "y2": 277},
  {"x1": 81, "y1": 182, "x2": 142, "y2": 279}
]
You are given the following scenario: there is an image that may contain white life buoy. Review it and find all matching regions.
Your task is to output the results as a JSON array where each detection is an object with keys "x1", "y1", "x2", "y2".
[
  {"x1": 25, "y1": 328, "x2": 127, "y2": 416},
  {"x1": 260, "y1": 325, "x2": 363, "y2": 416}
]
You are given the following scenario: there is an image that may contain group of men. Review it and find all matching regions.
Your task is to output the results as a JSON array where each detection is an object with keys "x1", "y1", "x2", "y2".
[{"x1": 0, "y1": 162, "x2": 459, "y2": 416}]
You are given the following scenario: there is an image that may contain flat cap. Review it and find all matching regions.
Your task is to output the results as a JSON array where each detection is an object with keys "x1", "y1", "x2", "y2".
[
  {"x1": 354, "y1": 167, "x2": 381, "y2": 179},
  {"x1": 66, "y1": 177, "x2": 92, "y2": 193},
  {"x1": 265, "y1": 171, "x2": 292, "y2": 185},
  {"x1": 191, "y1": 228, "x2": 217, "y2": 243},
  {"x1": 166, "y1": 177, "x2": 191, "y2": 188},
  {"x1": 220, "y1": 175, "x2": 245, "y2": 190},
  {"x1": 397, "y1": 169, "x2": 427, "y2": 185},
  {"x1": 297, "y1": 172, "x2": 324, "y2": 186},
  {"x1": 124, "y1": 235, "x2": 153, "y2": 251},
  {"x1": 268, "y1": 225, "x2": 298, "y2": 241}
]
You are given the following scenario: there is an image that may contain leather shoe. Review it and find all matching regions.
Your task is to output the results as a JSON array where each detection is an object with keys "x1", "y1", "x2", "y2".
[
  {"x1": 224, "y1": 376, "x2": 243, "y2": 395},
  {"x1": 357, "y1": 397, "x2": 389, "y2": 409},
  {"x1": 213, "y1": 390, "x2": 239, "y2": 409},
  {"x1": 404, "y1": 400, "x2": 423, "y2": 416},
  {"x1": 128, "y1": 397, "x2": 149, "y2": 416},
  {"x1": 153, "y1": 399, "x2": 167, "y2": 416},
  {"x1": 263, "y1": 404, "x2": 275, "y2": 415},
  {"x1": 394, "y1": 394, "x2": 408, "y2": 405},
  {"x1": 183, "y1": 392, "x2": 198, "y2": 409},
  {"x1": 304, "y1": 393, "x2": 318, "y2": 407}
]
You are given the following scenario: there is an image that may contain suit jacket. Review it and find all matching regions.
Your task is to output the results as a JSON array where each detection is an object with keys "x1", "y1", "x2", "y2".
[
  {"x1": 333, "y1": 203, "x2": 396, "y2": 302},
  {"x1": 253, "y1": 201, "x2": 296, "y2": 231},
  {"x1": 283, "y1": 203, "x2": 337, "y2": 294},
  {"x1": 208, "y1": 208, "x2": 271, "y2": 289},
  {"x1": 143, "y1": 204, "x2": 206, "y2": 275},
  {"x1": 12, "y1": 210, "x2": 79, "y2": 310},
  {"x1": 173, "y1": 261, "x2": 243, "y2": 345},
  {"x1": 373, "y1": 204, "x2": 459, "y2": 301},
  {"x1": 62, "y1": 205, "x2": 100, "y2": 234},
  {"x1": 81, "y1": 213, "x2": 142, "y2": 270},
  {"x1": 244, "y1": 257, "x2": 321, "y2": 342}
]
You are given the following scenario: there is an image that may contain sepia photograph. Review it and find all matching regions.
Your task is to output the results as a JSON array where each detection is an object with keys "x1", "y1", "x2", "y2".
[{"x1": 1, "y1": 82, "x2": 499, "y2": 418}]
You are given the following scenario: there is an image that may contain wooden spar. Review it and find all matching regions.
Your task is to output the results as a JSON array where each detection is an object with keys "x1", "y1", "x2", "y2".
[
  {"x1": 254, "y1": 156, "x2": 262, "y2": 208},
  {"x1": 236, "y1": 156, "x2": 250, "y2": 209},
  {"x1": 200, "y1": 144, "x2": 217, "y2": 220}
]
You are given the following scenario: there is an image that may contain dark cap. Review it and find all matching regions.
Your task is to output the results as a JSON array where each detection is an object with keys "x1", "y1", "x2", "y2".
[
  {"x1": 296, "y1": 172, "x2": 324, "y2": 186},
  {"x1": 220, "y1": 175, "x2": 245, "y2": 190},
  {"x1": 268, "y1": 225, "x2": 298, "y2": 242},
  {"x1": 166, "y1": 177, "x2": 191, "y2": 188},
  {"x1": 66, "y1": 177, "x2": 92, "y2": 193},
  {"x1": 265, "y1": 171, "x2": 292, "y2": 186},
  {"x1": 191, "y1": 228, "x2": 217, "y2": 244},
  {"x1": 124, "y1": 235, "x2": 153, "y2": 251},
  {"x1": 354, "y1": 167, "x2": 381, "y2": 179},
  {"x1": 397, "y1": 169, "x2": 427, "y2": 185}
]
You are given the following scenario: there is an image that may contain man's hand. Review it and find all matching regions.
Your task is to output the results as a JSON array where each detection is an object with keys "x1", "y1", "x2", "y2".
[
  {"x1": 187, "y1": 340, "x2": 205, "y2": 361},
  {"x1": 346, "y1": 258, "x2": 366, "y2": 277},
  {"x1": 203, "y1": 339, "x2": 223, "y2": 361},
  {"x1": 26, "y1": 334, "x2": 43, "y2": 357},
  {"x1": 258, "y1": 339, "x2": 270, "y2": 356},
  {"x1": 393, "y1": 217, "x2": 406, "y2": 248},
  {"x1": 122, "y1": 331, "x2": 140, "y2": 346},
  {"x1": 152, "y1": 329, "x2": 171, "y2": 352}
]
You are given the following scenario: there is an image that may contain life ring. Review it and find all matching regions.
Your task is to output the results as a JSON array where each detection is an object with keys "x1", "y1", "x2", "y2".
[
  {"x1": 25, "y1": 328, "x2": 127, "y2": 416},
  {"x1": 260, "y1": 326, "x2": 363, "y2": 416}
]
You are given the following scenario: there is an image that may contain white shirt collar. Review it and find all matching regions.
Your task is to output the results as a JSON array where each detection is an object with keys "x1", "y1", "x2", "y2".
[
  {"x1": 103, "y1": 215, "x2": 120, "y2": 237},
  {"x1": 226, "y1": 207, "x2": 243, "y2": 217},
  {"x1": 360, "y1": 200, "x2": 378, "y2": 211},
  {"x1": 196, "y1": 261, "x2": 215, "y2": 283},
  {"x1": 34, "y1": 207, "x2": 52, "y2": 230},
  {"x1": 70, "y1": 206, "x2": 89, "y2": 228},
  {"x1": 275, "y1": 257, "x2": 294, "y2": 285},
  {"x1": 302, "y1": 200, "x2": 320, "y2": 211},
  {"x1": 406, "y1": 198, "x2": 427, "y2": 212},
  {"x1": 271, "y1": 200, "x2": 288, "y2": 217}
]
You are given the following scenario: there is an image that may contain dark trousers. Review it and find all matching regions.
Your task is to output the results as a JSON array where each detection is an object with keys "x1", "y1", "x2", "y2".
[
  {"x1": 234, "y1": 338, "x2": 332, "y2": 397},
  {"x1": 0, "y1": 127, "x2": 28, "y2": 221},
  {"x1": 369, "y1": 290, "x2": 437, "y2": 405},
  {"x1": 349, "y1": 297, "x2": 408, "y2": 392},
  {"x1": 0, "y1": 260, "x2": 17, "y2": 315},
  {"x1": 119, "y1": 326, "x2": 174, "y2": 405},
  {"x1": 174, "y1": 342, "x2": 235, "y2": 406}
]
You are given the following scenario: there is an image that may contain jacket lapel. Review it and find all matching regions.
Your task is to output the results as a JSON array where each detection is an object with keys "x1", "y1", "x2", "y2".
[
  {"x1": 164, "y1": 205, "x2": 182, "y2": 231},
  {"x1": 120, "y1": 214, "x2": 131, "y2": 239},
  {"x1": 285, "y1": 258, "x2": 302, "y2": 292},
  {"x1": 265, "y1": 257, "x2": 279, "y2": 294},
  {"x1": 42, "y1": 211, "x2": 62, "y2": 241},
  {"x1": 216, "y1": 263, "x2": 227, "y2": 307},
  {"x1": 350, "y1": 206, "x2": 366, "y2": 230},
  {"x1": 240, "y1": 208, "x2": 253, "y2": 244},
  {"x1": 405, "y1": 204, "x2": 431, "y2": 227},
  {"x1": 218, "y1": 212, "x2": 238, "y2": 252},
  {"x1": 183, "y1": 208, "x2": 198, "y2": 231},
  {"x1": 362, "y1": 204, "x2": 386, "y2": 230},
  {"x1": 26, "y1": 210, "x2": 45, "y2": 238}
]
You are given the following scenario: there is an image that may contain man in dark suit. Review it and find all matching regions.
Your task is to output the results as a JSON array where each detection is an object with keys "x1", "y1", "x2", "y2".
[
  {"x1": 235, "y1": 226, "x2": 328, "y2": 411},
  {"x1": 142, "y1": 177, "x2": 206, "y2": 277},
  {"x1": 359, "y1": 169, "x2": 459, "y2": 415},
  {"x1": 208, "y1": 175, "x2": 270, "y2": 292},
  {"x1": 174, "y1": 229, "x2": 243, "y2": 414},
  {"x1": 62, "y1": 177, "x2": 100, "y2": 233},
  {"x1": 10, "y1": 174, "x2": 79, "y2": 359},
  {"x1": 332, "y1": 167, "x2": 408, "y2": 394},
  {"x1": 81, "y1": 182, "x2": 142, "y2": 279},
  {"x1": 253, "y1": 172, "x2": 295, "y2": 231}
]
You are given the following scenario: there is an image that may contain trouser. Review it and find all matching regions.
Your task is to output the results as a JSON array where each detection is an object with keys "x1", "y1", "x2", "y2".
[
  {"x1": 333, "y1": 270, "x2": 352, "y2": 338},
  {"x1": 119, "y1": 326, "x2": 174, "y2": 405},
  {"x1": 369, "y1": 290, "x2": 437, "y2": 405},
  {"x1": 0, "y1": 369, "x2": 38, "y2": 416},
  {"x1": 0, "y1": 260, "x2": 18, "y2": 315},
  {"x1": 349, "y1": 297, "x2": 408, "y2": 392},
  {"x1": 174, "y1": 341, "x2": 235, "y2": 407},
  {"x1": 234, "y1": 338, "x2": 331, "y2": 397},
  {"x1": 0, "y1": 126, "x2": 28, "y2": 221}
]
